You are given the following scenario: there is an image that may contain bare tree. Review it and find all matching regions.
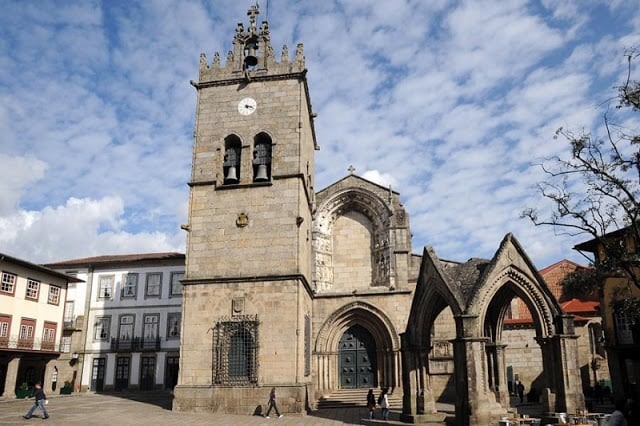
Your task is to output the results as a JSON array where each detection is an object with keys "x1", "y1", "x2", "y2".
[{"x1": 523, "y1": 48, "x2": 640, "y2": 316}]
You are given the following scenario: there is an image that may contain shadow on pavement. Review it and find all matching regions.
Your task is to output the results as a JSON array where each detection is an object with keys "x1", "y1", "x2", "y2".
[{"x1": 94, "y1": 390, "x2": 174, "y2": 410}]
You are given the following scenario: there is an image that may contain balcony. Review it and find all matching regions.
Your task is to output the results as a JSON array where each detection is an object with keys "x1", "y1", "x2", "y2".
[
  {"x1": 110, "y1": 336, "x2": 161, "y2": 352},
  {"x1": 0, "y1": 336, "x2": 59, "y2": 352},
  {"x1": 63, "y1": 315, "x2": 84, "y2": 331}
]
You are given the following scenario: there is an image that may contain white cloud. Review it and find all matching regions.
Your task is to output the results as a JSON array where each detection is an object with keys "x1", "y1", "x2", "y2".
[{"x1": 0, "y1": 0, "x2": 638, "y2": 269}]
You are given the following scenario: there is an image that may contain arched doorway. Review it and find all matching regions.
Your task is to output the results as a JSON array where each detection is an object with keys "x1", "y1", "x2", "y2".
[{"x1": 339, "y1": 325, "x2": 377, "y2": 389}]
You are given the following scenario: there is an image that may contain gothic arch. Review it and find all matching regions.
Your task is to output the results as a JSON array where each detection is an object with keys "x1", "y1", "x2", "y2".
[
  {"x1": 469, "y1": 266, "x2": 559, "y2": 339},
  {"x1": 401, "y1": 235, "x2": 585, "y2": 425},
  {"x1": 313, "y1": 188, "x2": 394, "y2": 293},
  {"x1": 314, "y1": 301, "x2": 401, "y2": 394}
]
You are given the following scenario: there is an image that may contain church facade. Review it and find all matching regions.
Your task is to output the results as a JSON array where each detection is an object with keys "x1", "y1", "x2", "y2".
[{"x1": 173, "y1": 7, "x2": 585, "y2": 425}]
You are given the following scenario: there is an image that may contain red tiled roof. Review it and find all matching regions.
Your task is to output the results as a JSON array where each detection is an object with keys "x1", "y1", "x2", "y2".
[
  {"x1": 561, "y1": 298, "x2": 599, "y2": 315},
  {"x1": 538, "y1": 259, "x2": 587, "y2": 275}
]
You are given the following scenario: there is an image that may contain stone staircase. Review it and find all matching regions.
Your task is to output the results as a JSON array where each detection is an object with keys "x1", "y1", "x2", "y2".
[{"x1": 316, "y1": 388, "x2": 403, "y2": 410}]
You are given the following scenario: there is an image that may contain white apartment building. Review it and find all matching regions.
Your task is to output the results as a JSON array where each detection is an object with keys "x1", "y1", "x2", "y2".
[
  {"x1": 46, "y1": 253, "x2": 184, "y2": 392},
  {"x1": 0, "y1": 252, "x2": 81, "y2": 397}
]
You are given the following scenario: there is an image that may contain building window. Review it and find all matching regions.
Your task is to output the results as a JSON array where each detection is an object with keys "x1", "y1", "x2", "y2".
[
  {"x1": 121, "y1": 273, "x2": 138, "y2": 298},
  {"x1": 170, "y1": 272, "x2": 184, "y2": 297},
  {"x1": 1, "y1": 272, "x2": 16, "y2": 295},
  {"x1": 119, "y1": 315, "x2": 134, "y2": 341},
  {"x1": 145, "y1": 273, "x2": 162, "y2": 298},
  {"x1": 167, "y1": 313, "x2": 181, "y2": 339},
  {"x1": 42, "y1": 322, "x2": 57, "y2": 351},
  {"x1": 223, "y1": 134, "x2": 242, "y2": 184},
  {"x1": 25, "y1": 279, "x2": 40, "y2": 301},
  {"x1": 94, "y1": 317, "x2": 111, "y2": 341},
  {"x1": 64, "y1": 301, "x2": 74, "y2": 327},
  {"x1": 98, "y1": 275, "x2": 114, "y2": 299},
  {"x1": 213, "y1": 315, "x2": 259, "y2": 385},
  {"x1": 18, "y1": 318, "x2": 36, "y2": 349},
  {"x1": 614, "y1": 309, "x2": 635, "y2": 345},
  {"x1": 252, "y1": 132, "x2": 272, "y2": 182},
  {"x1": 48, "y1": 286, "x2": 61, "y2": 305},
  {"x1": 142, "y1": 314, "x2": 159, "y2": 349},
  {"x1": 60, "y1": 335, "x2": 72, "y2": 353},
  {"x1": 0, "y1": 314, "x2": 11, "y2": 347}
]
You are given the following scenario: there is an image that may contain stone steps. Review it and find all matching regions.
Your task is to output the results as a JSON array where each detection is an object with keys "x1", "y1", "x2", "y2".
[{"x1": 316, "y1": 388, "x2": 403, "y2": 410}]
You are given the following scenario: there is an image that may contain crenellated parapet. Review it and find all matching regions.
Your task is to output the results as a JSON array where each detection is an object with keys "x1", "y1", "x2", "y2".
[{"x1": 198, "y1": 4, "x2": 305, "y2": 83}]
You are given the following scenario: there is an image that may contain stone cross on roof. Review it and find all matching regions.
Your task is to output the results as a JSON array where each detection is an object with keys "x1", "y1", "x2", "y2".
[
  {"x1": 247, "y1": 4, "x2": 259, "y2": 33},
  {"x1": 348, "y1": 165, "x2": 355, "y2": 175}
]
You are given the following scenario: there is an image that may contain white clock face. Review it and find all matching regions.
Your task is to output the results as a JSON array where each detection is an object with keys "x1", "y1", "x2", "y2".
[{"x1": 238, "y1": 97, "x2": 257, "y2": 115}]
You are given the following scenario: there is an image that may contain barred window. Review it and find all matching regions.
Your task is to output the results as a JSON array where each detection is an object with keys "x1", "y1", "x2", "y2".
[{"x1": 213, "y1": 315, "x2": 259, "y2": 386}]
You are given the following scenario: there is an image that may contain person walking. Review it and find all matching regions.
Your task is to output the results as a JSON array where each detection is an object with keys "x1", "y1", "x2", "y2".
[
  {"x1": 264, "y1": 387, "x2": 283, "y2": 419},
  {"x1": 379, "y1": 388, "x2": 390, "y2": 420},
  {"x1": 517, "y1": 381, "x2": 525, "y2": 404},
  {"x1": 366, "y1": 389, "x2": 376, "y2": 419},
  {"x1": 23, "y1": 383, "x2": 49, "y2": 420}
]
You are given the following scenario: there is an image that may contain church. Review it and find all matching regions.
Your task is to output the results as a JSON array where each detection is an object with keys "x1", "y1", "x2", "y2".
[{"x1": 173, "y1": 6, "x2": 586, "y2": 425}]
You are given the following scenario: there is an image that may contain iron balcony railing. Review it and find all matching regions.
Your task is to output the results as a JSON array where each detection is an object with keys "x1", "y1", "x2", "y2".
[
  {"x1": 110, "y1": 336, "x2": 161, "y2": 352},
  {"x1": 0, "y1": 336, "x2": 60, "y2": 352}
]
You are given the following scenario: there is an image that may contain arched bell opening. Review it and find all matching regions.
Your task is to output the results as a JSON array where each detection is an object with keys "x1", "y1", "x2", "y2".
[
  {"x1": 252, "y1": 132, "x2": 272, "y2": 182},
  {"x1": 223, "y1": 134, "x2": 242, "y2": 184}
]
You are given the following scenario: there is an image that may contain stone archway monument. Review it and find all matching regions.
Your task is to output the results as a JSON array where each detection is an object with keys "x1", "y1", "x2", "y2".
[{"x1": 401, "y1": 234, "x2": 585, "y2": 426}]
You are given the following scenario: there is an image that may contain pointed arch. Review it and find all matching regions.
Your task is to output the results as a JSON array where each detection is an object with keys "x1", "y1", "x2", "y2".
[
  {"x1": 313, "y1": 187, "x2": 394, "y2": 293},
  {"x1": 315, "y1": 301, "x2": 399, "y2": 353},
  {"x1": 314, "y1": 301, "x2": 401, "y2": 393}
]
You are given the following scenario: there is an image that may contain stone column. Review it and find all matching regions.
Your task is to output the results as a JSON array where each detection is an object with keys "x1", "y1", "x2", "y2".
[
  {"x1": 554, "y1": 315, "x2": 586, "y2": 414},
  {"x1": 1, "y1": 357, "x2": 20, "y2": 397},
  {"x1": 400, "y1": 341, "x2": 445, "y2": 424},
  {"x1": 494, "y1": 343, "x2": 509, "y2": 404},
  {"x1": 454, "y1": 314, "x2": 508, "y2": 426}
]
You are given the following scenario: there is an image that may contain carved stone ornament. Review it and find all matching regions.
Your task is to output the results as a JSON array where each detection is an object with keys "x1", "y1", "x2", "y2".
[
  {"x1": 232, "y1": 298, "x2": 244, "y2": 315},
  {"x1": 236, "y1": 212, "x2": 249, "y2": 227}
]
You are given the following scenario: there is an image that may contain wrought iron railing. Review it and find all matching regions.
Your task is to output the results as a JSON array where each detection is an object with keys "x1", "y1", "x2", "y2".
[
  {"x1": 0, "y1": 336, "x2": 59, "y2": 352},
  {"x1": 110, "y1": 336, "x2": 161, "y2": 352}
]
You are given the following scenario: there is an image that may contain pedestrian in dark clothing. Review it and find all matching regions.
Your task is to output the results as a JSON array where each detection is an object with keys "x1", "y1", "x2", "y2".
[
  {"x1": 264, "y1": 387, "x2": 282, "y2": 418},
  {"x1": 366, "y1": 389, "x2": 376, "y2": 419},
  {"x1": 23, "y1": 383, "x2": 49, "y2": 419},
  {"x1": 517, "y1": 381, "x2": 525, "y2": 404}
]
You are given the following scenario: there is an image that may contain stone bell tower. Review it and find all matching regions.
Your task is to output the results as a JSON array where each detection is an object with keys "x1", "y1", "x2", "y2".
[{"x1": 173, "y1": 5, "x2": 318, "y2": 414}]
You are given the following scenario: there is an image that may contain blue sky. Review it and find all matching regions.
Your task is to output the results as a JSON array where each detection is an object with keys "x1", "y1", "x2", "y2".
[{"x1": 0, "y1": 0, "x2": 639, "y2": 267}]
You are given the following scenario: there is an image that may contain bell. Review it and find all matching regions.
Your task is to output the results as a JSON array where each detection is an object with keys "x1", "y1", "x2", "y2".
[
  {"x1": 224, "y1": 166, "x2": 238, "y2": 183},
  {"x1": 244, "y1": 40, "x2": 258, "y2": 67},
  {"x1": 254, "y1": 164, "x2": 269, "y2": 181}
]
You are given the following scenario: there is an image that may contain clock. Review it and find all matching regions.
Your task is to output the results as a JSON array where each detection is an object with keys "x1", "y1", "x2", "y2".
[{"x1": 238, "y1": 97, "x2": 257, "y2": 116}]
